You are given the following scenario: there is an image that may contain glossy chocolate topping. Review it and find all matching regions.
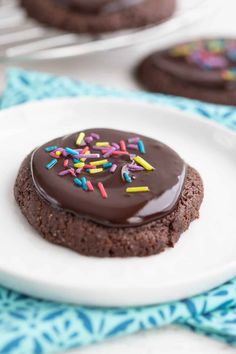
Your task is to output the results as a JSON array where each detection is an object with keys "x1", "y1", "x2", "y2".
[
  {"x1": 152, "y1": 39, "x2": 236, "y2": 90},
  {"x1": 55, "y1": 0, "x2": 145, "y2": 14},
  {"x1": 31, "y1": 129, "x2": 186, "y2": 227}
]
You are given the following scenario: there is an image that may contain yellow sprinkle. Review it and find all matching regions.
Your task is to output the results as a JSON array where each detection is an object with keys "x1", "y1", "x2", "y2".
[
  {"x1": 95, "y1": 142, "x2": 110, "y2": 147},
  {"x1": 73, "y1": 162, "x2": 85, "y2": 168},
  {"x1": 133, "y1": 156, "x2": 154, "y2": 171},
  {"x1": 55, "y1": 151, "x2": 61, "y2": 156},
  {"x1": 89, "y1": 168, "x2": 103, "y2": 174},
  {"x1": 76, "y1": 132, "x2": 85, "y2": 146},
  {"x1": 126, "y1": 187, "x2": 150, "y2": 193},
  {"x1": 90, "y1": 159, "x2": 108, "y2": 166},
  {"x1": 81, "y1": 150, "x2": 90, "y2": 162}
]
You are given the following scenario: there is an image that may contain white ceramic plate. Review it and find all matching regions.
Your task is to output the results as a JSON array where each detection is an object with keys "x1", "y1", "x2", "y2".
[{"x1": 0, "y1": 98, "x2": 236, "y2": 307}]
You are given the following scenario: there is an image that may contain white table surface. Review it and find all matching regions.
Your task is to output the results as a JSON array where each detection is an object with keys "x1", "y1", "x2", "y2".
[{"x1": 1, "y1": 1, "x2": 236, "y2": 353}]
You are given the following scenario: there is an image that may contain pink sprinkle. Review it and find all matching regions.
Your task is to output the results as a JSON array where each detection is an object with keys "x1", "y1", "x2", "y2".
[
  {"x1": 85, "y1": 136, "x2": 93, "y2": 144},
  {"x1": 69, "y1": 168, "x2": 76, "y2": 177},
  {"x1": 127, "y1": 144, "x2": 138, "y2": 150},
  {"x1": 112, "y1": 142, "x2": 119, "y2": 150},
  {"x1": 110, "y1": 164, "x2": 117, "y2": 173},
  {"x1": 76, "y1": 168, "x2": 83, "y2": 174},
  {"x1": 62, "y1": 150, "x2": 68, "y2": 157},
  {"x1": 128, "y1": 137, "x2": 140, "y2": 143},
  {"x1": 58, "y1": 169, "x2": 71, "y2": 176},
  {"x1": 112, "y1": 151, "x2": 129, "y2": 156},
  {"x1": 84, "y1": 164, "x2": 96, "y2": 169},
  {"x1": 120, "y1": 140, "x2": 126, "y2": 151},
  {"x1": 90, "y1": 133, "x2": 100, "y2": 140},
  {"x1": 86, "y1": 181, "x2": 94, "y2": 192},
  {"x1": 63, "y1": 159, "x2": 69, "y2": 168},
  {"x1": 98, "y1": 182, "x2": 108, "y2": 199},
  {"x1": 92, "y1": 146, "x2": 110, "y2": 151},
  {"x1": 103, "y1": 147, "x2": 116, "y2": 158},
  {"x1": 49, "y1": 152, "x2": 60, "y2": 159}
]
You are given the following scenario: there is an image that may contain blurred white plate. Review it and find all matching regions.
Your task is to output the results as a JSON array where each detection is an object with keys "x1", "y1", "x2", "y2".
[
  {"x1": 0, "y1": 98, "x2": 236, "y2": 306},
  {"x1": 0, "y1": 0, "x2": 212, "y2": 60}
]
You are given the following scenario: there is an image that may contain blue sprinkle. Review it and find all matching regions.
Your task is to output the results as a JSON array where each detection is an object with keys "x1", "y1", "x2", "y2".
[
  {"x1": 74, "y1": 178, "x2": 82, "y2": 187},
  {"x1": 65, "y1": 147, "x2": 78, "y2": 155},
  {"x1": 45, "y1": 146, "x2": 57, "y2": 152},
  {"x1": 137, "y1": 140, "x2": 145, "y2": 154},
  {"x1": 103, "y1": 162, "x2": 112, "y2": 169},
  {"x1": 123, "y1": 172, "x2": 132, "y2": 183},
  {"x1": 45, "y1": 159, "x2": 57, "y2": 170},
  {"x1": 73, "y1": 158, "x2": 80, "y2": 163},
  {"x1": 81, "y1": 177, "x2": 88, "y2": 191}
]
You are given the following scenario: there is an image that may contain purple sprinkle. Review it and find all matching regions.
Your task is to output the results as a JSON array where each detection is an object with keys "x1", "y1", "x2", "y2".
[
  {"x1": 62, "y1": 150, "x2": 68, "y2": 157},
  {"x1": 92, "y1": 146, "x2": 110, "y2": 151},
  {"x1": 76, "y1": 168, "x2": 83, "y2": 174},
  {"x1": 75, "y1": 153, "x2": 100, "y2": 159},
  {"x1": 129, "y1": 154, "x2": 136, "y2": 160},
  {"x1": 127, "y1": 144, "x2": 138, "y2": 150},
  {"x1": 111, "y1": 142, "x2": 119, "y2": 150},
  {"x1": 90, "y1": 133, "x2": 100, "y2": 140},
  {"x1": 58, "y1": 169, "x2": 71, "y2": 176},
  {"x1": 103, "y1": 147, "x2": 116, "y2": 158},
  {"x1": 128, "y1": 137, "x2": 140, "y2": 143},
  {"x1": 69, "y1": 168, "x2": 76, "y2": 177},
  {"x1": 110, "y1": 164, "x2": 117, "y2": 173},
  {"x1": 55, "y1": 147, "x2": 64, "y2": 152},
  {"x1": 128, "y1": 164, "x2": 144, "y2": 171},
  {"x1": 85, "y1": 136, "x2": 93, "y2": 144}
]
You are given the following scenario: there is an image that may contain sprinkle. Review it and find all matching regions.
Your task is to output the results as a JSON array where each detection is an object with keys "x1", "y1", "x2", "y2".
[
  {"x1": 58, "y1": 169, "x2": 71, "y2": 176},
  {"x1": 80, "y1": 150, "x2": 90, "y2": 162},
  {"x1": 103, "y1": 147, "x2": 116, "y2": 158},
  {"x1": 112, "y1": 151, "x2": 129, "y2": 156},
  {"x1": 110, "y1": 164, "x2": 117, "y2": 173},
  {"x1": 90, "y1": 132, "x2": 100, "y2": 140},
  {"x1": 84, "y1": 164, "x2": 96, "y2": 169},
  {"x1": 49, "y1": 152, "x2": 60, "y2": 159},
  {"x1": 133, "y1": 156, "x2": 154, "y2": 171},
  {"x1": 90, "y1": 159, "x2": 108, "y2": 166},
  {"x1": 123, "y1": 172, "x2": 132, "y2": 183},
  {"x1": 55, "y1": 150, "x2": 62, "y2": 157},
  {"x1": 120, "y1": 140, "x2": 126, "y2": 151},
  {"x1": 128, "y1": 164, "x2": 144, "y2": 171},
  {"x1": 126, "y1": 187, "x2": 150, "y2": 193},
  {"x1": 75, "y1": 153, "x2": 100, "y2": 159},
  {"x1": 45, "y1": 146, "x2": 58, "y2": 152},
  {"x1": 137, "y1": 140, "x2": 145, "y2": 154},
  {"x1": 96, "y1": 142, "x2": 110, "y2": 147},
  {"x1": 92, "y1": 146, "x2": 108, "y2": 152},
  {"x1": 127, "y1": 144, "x2": 138, "y2": 150},
  {"x1": 81, "y1": 177, "x2": 88, "y2": 191},
  {"x1": 86, "y1": 181, "x2": 94, "y2": 192},
  {"x1": 69, "y1": 168, "x2": 76, "y2": 177},
  {"x1": 73, "y1": 158, "x2": 80, "y2": 163},
  {"x1": 98, "y1": 182, "x2": 107, "y2": 199},
  {"x1": 63, "y1": 159, "x2": 69, "y2": 168},
  {"x1": 81, "y1": 146, "x2": 89, "y2": 155},
  {"x1": 65, "y1": 147, "x2": 79, "y2": 155},
  {"x1": 74, "y1": 178, "x2": 82, "y2": 187},
  {"x1": 74, "y1": 162, "x2": 85, "y2": 168},
  {"x1": 84, "y1": 136, "x2": 93, "y2": 144},
  {"x1": 62, "y1": 150, "x2": 68, "y2": 157},
  {"x1": 89, "y1": 168, "x2": 103, "y2": 174},
  {"x1": 111, "y1": 142, "x2": 120, "y2": 149},
  {"x1": 45, "y1": 159, "x2": 57, "y2": 170},
  {"x1": 103, "y1": 162, "x2": 112, "y2": 169},
  {"x1": 76, "y1": 132, "x2": 85, "y2": 146},
  {"x1": 128, "y1": 137, "x2": 140, "y2": 143},
  {"x1": 76, "y1": 168, "x2": 83, "y2": 174}
]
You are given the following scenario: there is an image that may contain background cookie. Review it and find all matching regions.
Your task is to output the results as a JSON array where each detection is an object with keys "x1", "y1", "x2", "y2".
[
  {"x1": 136, "y1": 38, "x2": 236, "y2": 105},
  {"x1": 20, "y1": 0, "x2": 176, "y2": 33}
]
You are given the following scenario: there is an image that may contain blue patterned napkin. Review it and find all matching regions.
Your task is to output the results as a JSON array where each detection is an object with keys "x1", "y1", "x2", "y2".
[{"x1": 1, "y1": 68, "x2": 236, "y2": 354}]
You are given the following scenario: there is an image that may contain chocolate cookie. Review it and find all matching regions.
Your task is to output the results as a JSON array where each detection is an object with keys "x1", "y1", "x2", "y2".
[
  {"x1": 136, "y1": 38, "x2": 236, "y2": 105},
  {"x1": 14, "y1": 128, "x2": 203, "y2": 257},
  {"x1": 20, "y1": 0, "x2": 176, "y2": 33}
]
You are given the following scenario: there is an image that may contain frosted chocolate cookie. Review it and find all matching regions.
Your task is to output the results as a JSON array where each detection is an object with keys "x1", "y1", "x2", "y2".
[
  {"x1": 14, "y1": 128, "x2": 203, "y2": 257},
  {"x1": 136, "y1": 38, "x2": 236, "y2": 105},
  {"x1": 20, "y1": 0, "x2": 176, "y2": 33}
]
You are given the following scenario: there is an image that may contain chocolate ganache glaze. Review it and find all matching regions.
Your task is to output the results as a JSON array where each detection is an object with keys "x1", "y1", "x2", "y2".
[
  {"x1": 31, "y1": 128, "x2": 186, "y2": 227},
  {"x1": 152, "y1": 39, "x2": 236, "y2": 90},
  {"x1": 55, "y1": 0, "x2": 145, "y2": 14}
]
